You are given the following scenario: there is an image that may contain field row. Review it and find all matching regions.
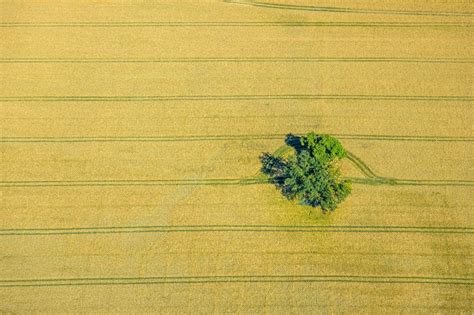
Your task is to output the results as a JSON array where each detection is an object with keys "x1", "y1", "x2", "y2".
[
  {"x1": 1, "y1": 137, "x2": 472, "y2": 181},
  {"x1": 1, "y1": 0, "x2": 472, "y2": 26},
  {"x1": 1, "y1": 26, "x2": 471, "y2": 58},
  {"x1": 1, "y1": 62, "x2": 472, "y2": 96},
  {"x1": 2, "y1": 184, "x2": 472, "y2": 228},
  {"x1": 2, "y1": 100, "x2": 472, "y2": 137},
  {"x1": 2, "y1": 281, "x2": 472, "y2": 313},
  {"x1": 0, "y1": 227, "x2": 472, "y2": 279}
]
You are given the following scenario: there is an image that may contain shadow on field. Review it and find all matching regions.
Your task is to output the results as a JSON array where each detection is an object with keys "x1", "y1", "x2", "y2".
[{"x1": 284, "y1": 133, "x2": 303, "y2": 153}]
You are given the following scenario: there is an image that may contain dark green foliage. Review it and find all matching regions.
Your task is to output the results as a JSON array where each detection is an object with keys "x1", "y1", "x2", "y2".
[{"x1": 261, "y1": 133, "x2": 351, "y2": 213}]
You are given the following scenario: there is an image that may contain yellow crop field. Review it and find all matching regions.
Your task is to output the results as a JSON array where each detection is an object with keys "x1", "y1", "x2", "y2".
[{"x1": 1, "y1": 0, "x2": 473, "y2": 313}]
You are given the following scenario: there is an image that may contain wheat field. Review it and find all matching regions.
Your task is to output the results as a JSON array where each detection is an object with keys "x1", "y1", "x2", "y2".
[{"x1": 0, "y1": 0, "x2": 473, "y2": 313}]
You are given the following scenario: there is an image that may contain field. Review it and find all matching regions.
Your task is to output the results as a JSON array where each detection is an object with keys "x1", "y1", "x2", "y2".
[{"x1": 0, "y1": 0, "x2": 473, "y2": 313}]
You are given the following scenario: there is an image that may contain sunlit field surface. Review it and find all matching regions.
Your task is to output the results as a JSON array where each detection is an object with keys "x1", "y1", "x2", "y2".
[{"x1": 1, "y1": 0, "x2": 473, "y2": 313}]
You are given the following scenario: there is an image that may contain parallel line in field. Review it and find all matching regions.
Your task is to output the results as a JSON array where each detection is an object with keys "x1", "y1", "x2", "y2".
[
  {"x1": 0, "y1": 225, "x2": 472, "y2": 236},
  {"x1": 1, "y1": 95, "x2": 472, "y2": 102},
  {"x1": 349, "y1": 178, "x2": 474, "y2": 187},
  {"x1": 227, "y1": 0, "x2": 473, "y2": 17},
  {"x1": 2, "y1": 134, "x2": 472, "y2": 143},
  {"x1": 1, "y1": 275, "x2": 472, "y2": 287},
  {"x1": 0, "y1": 178, "x2": 474, "y2": 188},
  {"x1": 0, "y1": 22, "x2": 470, "y2": 28},
  {"x1": 1, "y1": 178, "x2": 473, "y2": 187},
  {"x1": 1, "y1": 57, "x2": 472, "y2": 64},
  {"x1": 0, "y1": 178, "x2": 267, "y2": 187}
]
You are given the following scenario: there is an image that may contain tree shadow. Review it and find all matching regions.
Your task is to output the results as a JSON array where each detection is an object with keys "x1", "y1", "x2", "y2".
[
  {"x1": 259, "y1": 152, "x2": 288, "y2": 186},
  {"x1": 284, "y1": 133, "x2": 303, "y2": 153}
]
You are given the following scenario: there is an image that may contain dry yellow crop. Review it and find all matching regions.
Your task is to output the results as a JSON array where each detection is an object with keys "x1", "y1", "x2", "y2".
[{"x1": 1, "y1": 0, "x2": 472, "y2": 313}]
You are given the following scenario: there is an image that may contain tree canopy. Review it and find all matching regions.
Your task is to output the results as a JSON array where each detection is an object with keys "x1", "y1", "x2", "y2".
[
  {"x1": 260, "y1": 132, "x2": 351, "y2": 213},
  {"x1": 299, "y1": 132, "x2": 347, "y2": 163}
]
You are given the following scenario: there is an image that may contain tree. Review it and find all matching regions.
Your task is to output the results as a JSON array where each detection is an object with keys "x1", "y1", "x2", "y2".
[
  {"x1": 299, "y1": 132, "x2": 347, "y2": 163},
  {"x1": 261, "y1": 133, "x2": 351, "y2": 213}
]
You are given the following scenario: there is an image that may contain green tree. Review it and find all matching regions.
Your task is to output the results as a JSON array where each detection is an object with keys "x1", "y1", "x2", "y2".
[
  {"x1": 261, "y1": 133, "x2": 351, "y2": 213},
  {"x1": 299, "y1": 132, "x2": 346, "y2": 163}
]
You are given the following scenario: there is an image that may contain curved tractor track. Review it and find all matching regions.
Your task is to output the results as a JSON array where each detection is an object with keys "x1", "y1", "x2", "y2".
[
  {"x1": 226, "y1": 0, "x2": 473, "y2": 17},
  {"x1": 345, "y1": 152, "x2": 473, "y2": 187}
]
